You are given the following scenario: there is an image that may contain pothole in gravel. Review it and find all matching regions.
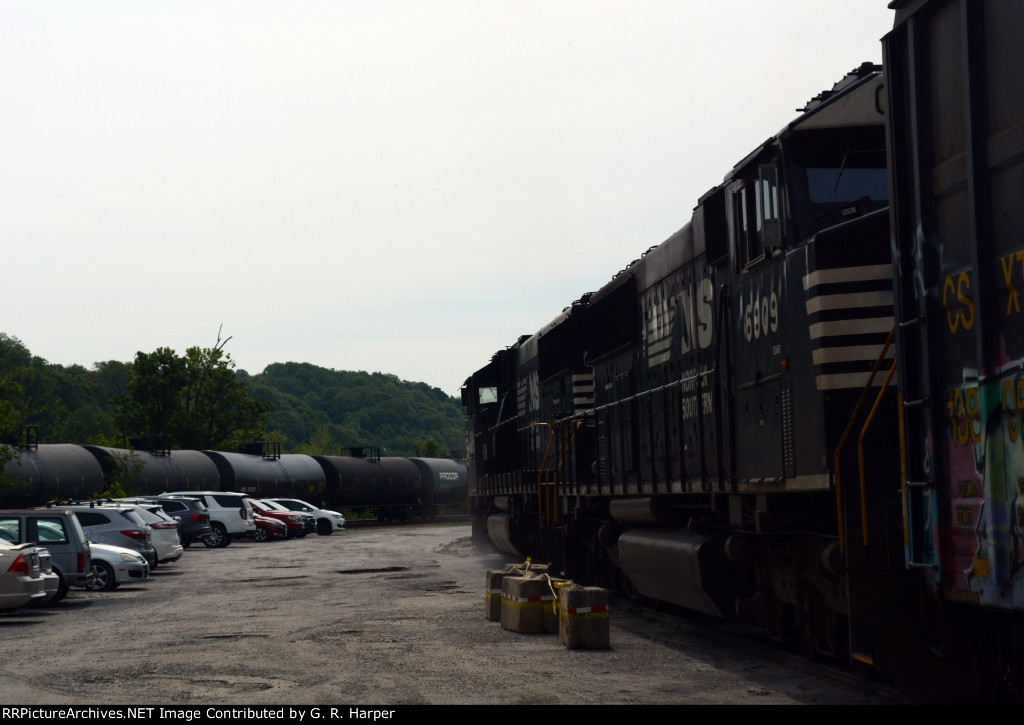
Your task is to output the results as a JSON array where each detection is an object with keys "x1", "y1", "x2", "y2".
[
  {"x1": 137, "y1": 674, "x2": 285, "y2": 696},
  {"x1": 336, "y1": 566, "x2": 408, "y2": 574},
  {"x1": 424, "y1": 581, "x2": 460, "y2": 592}
]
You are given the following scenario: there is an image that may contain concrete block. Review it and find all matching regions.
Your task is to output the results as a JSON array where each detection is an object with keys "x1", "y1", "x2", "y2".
[
  {"x1": 503, "y1": 560, "x2": 551, "y2": 576},
  {"x1": 500, "y1": 572, "x2": 560, "y2": 634},
  {"x1": 485, "y1": 569, "x2": 512, "y2": 621},
  {"x1": 558, "y1": 585, "x2": 609, "y2": 649}
]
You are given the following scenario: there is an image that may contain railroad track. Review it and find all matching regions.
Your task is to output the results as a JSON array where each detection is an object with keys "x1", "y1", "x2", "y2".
[
  {"x1": 345, "y1": 513, "x2": 470, "y2": 529},
  {"x1": 627, "y1": 602, "x2": 907, "y2": 703}
]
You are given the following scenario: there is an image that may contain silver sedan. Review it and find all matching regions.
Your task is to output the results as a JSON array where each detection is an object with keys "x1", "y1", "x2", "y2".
[{"x1": 86, "y1": 543, "x2": 150, "y2": 592}]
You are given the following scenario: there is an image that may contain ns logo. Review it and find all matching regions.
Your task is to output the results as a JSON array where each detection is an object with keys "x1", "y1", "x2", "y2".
[{"x1": 680, "y1": 277, "x2": 715, "y2": 354}]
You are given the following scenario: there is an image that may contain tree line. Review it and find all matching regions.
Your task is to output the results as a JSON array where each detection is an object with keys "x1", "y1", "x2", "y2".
[{"x1": 0, "y1": 333, "x2": 464, "y2": 459}]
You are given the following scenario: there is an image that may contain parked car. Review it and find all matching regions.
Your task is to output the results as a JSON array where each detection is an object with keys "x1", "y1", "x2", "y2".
[
  {"x1": 134, "y1": 496, "x2": 212, "y2": 548},
  {"x1": 266, "y1": 498, "x2": 346, "y2": 535},
  {"x1": 247, "y1": 499, "x2": 308, "y2": 538},
  {"x1": 87, "y1": 543, "x2": 150, "y2": 592},
  {"x1": 45, "y1": 502, "x2": 158, "y2": 570},
  {"x1": 248, "y1": 514, "x2": 288, "y2": 543},
  {"x1": 159, "y1": 492, "x2": 255, "y2": 548},
  {"x1": 0, "y1": 509, "x2": 92, "y2": 603},
  {"x1": 0, "y1": 540, "x2": 46, "y2": 611},
  {"x1": 257, "y1": 499, "x2": 316, "y2": 535},
  {"x1": 114, "y1": 500, "x2": 184, "y2": 564},
  {"x1": 34, "y1": 548, "x2": 61, "y2": 605}
]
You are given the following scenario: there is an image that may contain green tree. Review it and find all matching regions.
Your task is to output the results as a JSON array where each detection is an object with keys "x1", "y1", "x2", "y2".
[
  {"x1": 177, "y1": 342, "x2": 267, "y2": 450},
  {"x1": 294, "y1": 423, "x2": 345, "y2": 456},
  {"x1": 0, "y1": 371, "x2": 23, "y2": 490},
  {"x1": 115, "y1": 347, "x2": 188, "y2": 438},
  {"x1": 117, "y1": 331, "x2": 268, "y2": 450},
  {"x1": 97, "y1": 450, "x2": 144, "y2": 498},
  {"x1": 413, "y1": 437, "x2": 447, "y2": 458}
]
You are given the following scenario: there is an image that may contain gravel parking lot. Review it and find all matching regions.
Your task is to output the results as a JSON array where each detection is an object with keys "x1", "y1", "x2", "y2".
[{"x1": 0, "y1": 523, "x2": 904, "y2": 705}]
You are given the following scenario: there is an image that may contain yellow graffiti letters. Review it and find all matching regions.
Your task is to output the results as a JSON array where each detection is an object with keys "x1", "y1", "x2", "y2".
[
  {"x1": 1002, "y1": 379, "x2": 1024, "y2": 442},
  {"x1": 1000, "y1": 251, "x2": 1024, "y2": 315},
  {"x1": 947, "y1": 386, "x2": 981, "y2": 446},
  {"x1": 942, "y1": 272, "x2": 975, "y2": 333},
  {"x1": 956, "y1": 506, "x2": 974, "y2": 526}
]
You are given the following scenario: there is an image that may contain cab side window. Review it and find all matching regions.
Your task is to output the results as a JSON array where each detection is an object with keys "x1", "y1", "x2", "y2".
[{"x1": 734, "y1": 163, "x2": 782, "y2": 268}]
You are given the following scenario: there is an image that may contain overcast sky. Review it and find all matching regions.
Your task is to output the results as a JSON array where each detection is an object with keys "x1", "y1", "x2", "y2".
[{"x1": 1, "y1": 1, "x2": 895, "y2": 396}]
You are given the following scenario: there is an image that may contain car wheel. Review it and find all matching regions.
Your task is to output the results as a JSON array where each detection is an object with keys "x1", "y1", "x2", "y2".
[
  {"x1": 44, "y1": 571, "x2": 68, "y2": 606},
  {"x1": 88, "y1": 561, "x2": 117, "y2": 592},
  {"x1": 253, "y1": 525, "x2": 270, "y2": 543},
  {"x1": 204, "y1": 522, "x2": 229, "y2": 548},
  {"x1": 295, "y1": 530, "x2": 307, "y2": 539},
  {"x1": 316, "y1": 519, "x2": 333, "y2": 536},
  {"x1": 182, "y1": 541, "x2": 190, "y2": 549}
]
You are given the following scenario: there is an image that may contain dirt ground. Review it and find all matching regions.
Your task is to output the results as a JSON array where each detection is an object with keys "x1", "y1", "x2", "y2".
[{"x1": 0, "y1": 523, "x2": 905, "y2": 706}]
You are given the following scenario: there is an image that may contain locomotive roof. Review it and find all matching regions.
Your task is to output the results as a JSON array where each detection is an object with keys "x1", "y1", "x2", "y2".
[{"x1": 724, "y1": 62, "x2": 883, "y2": 182}]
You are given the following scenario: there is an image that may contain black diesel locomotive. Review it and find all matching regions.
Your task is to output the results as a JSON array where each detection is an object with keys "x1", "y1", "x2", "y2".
[
  {"x1": 463, "y1": 0, "x2": 1024, "y2": 703},
  {"x1": 464, "y1": 58, "x2": 895, "y2": 668}
]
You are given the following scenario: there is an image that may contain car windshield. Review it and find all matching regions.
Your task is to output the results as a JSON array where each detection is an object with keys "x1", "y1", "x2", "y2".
[
  {"x1": 259, "y1": 500, "x2": 290, "y2": 512},
  {"x1": 277, "y1": 500, "x2": 312, "y2": 512}
]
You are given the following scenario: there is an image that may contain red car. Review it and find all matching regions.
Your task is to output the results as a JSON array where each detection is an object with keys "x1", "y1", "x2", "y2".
[
  {"x1": 246, "y1": 499, "x2": 307, "y2": 539},
  {"x1": 249, "y1": 514, "x2": 288, "y2": 543}
]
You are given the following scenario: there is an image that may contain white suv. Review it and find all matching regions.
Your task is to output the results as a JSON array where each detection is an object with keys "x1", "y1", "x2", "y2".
[
  {"x1": 159, "y1": 492, "x2": 255, "y2": 548},
  {"x1": 266, "y1": 498, "x2": 346, "y2": 535},
  {"x1": 124, "y1": 503, "x2": 184, "y2": 564}
]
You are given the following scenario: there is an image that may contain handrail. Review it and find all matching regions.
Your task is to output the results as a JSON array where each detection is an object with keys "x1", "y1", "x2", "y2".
[
  {"x1": 833, "y1": 326, "x2": 895, "y2": 555},
  {"x1": 552, "y1": 420, "x2": 583, "y2": 525},
  {"x1": 857, "y1": 360, "x2": 898, "y2": 546},
  {"x1": 534, "y1": 423, "x2": 554, "y2": 525}
]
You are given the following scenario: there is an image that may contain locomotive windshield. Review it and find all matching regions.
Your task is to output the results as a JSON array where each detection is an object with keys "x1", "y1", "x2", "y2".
[
  {"x1": 791, "y1": 127, "x2": 888, "y2": 205},
  {"x1": 806, "y1": 165, "x2": 888, "y2": 203}
]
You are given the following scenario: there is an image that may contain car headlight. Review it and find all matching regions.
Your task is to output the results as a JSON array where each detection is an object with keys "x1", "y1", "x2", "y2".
[{"x1": 119, "y1": 552, "x2": 137, "y2": 562}]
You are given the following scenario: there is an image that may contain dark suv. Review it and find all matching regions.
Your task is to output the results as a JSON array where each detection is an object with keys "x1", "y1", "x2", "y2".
[
  {"x1": 130, "y1": 496, "x2": 213, "y2": 548},
  {"x1": 0, "y1": 509, "x2": 93, "y2": 603}
]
